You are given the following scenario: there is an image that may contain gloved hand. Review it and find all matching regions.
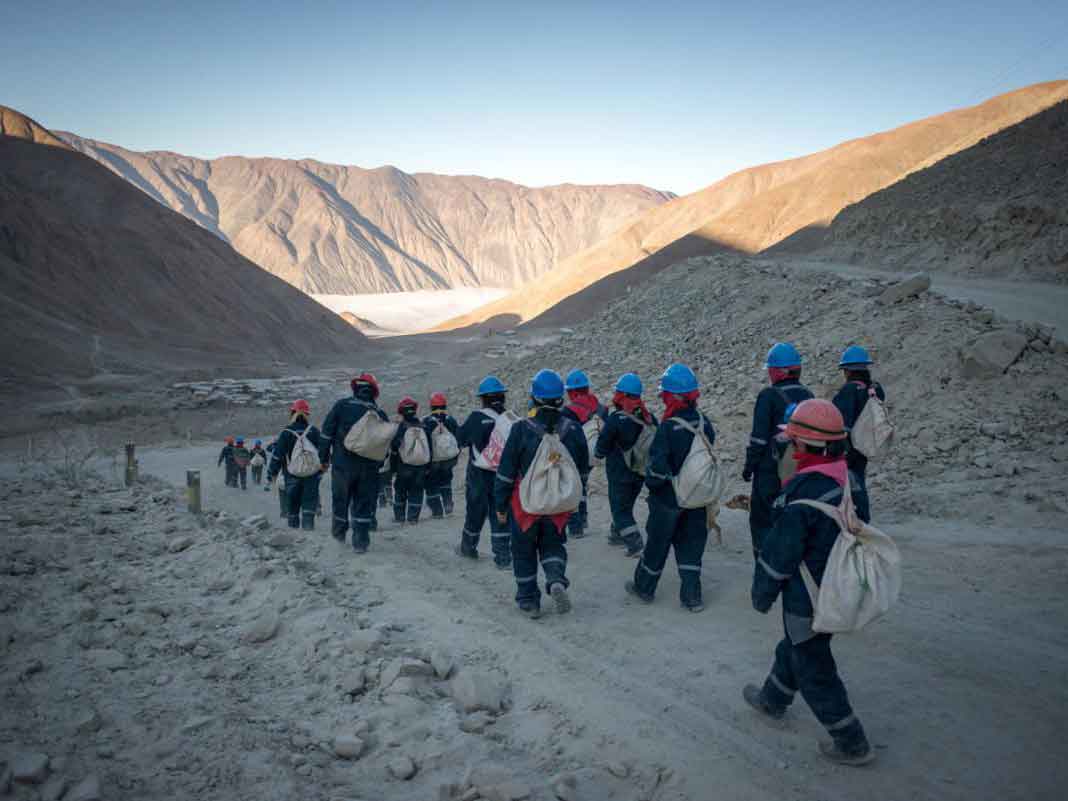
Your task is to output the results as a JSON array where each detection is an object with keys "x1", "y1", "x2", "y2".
[
  {"x1": 496, "y1": 512, "x2": 508, "y2": 525},
  {"x1": 742, "y1": 466, "x2": 754, "y2": 482}
]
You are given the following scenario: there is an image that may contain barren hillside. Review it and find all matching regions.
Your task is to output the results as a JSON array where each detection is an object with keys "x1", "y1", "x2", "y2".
[
  {"x1": 794, "y1": 100, "x2": 1068, "y2": 281},
  {"x1": 57, "y1": 132, "x2": 673, "y2": 294},
  {"x1": 0, "y1": 108, "x2": 368, "y2": 386},
  {"x1": 439, "y1": 80, "x2": 1068, "y2": 329}
]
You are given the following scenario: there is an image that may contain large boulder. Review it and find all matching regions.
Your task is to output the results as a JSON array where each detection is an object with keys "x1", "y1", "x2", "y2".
[
  {"x1": 877, "y1": 272, "x2": 931, "y2": 305},
  {"x1": 961, "y1": 329, "x2": 1030, "y2": 378}
]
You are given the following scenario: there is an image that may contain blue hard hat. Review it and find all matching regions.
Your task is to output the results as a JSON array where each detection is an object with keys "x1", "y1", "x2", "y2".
[
  {"x1": 839, "y1": 345, "x2": 873, "y2": 367},
  {"x1": 764, "y1": 342, "x2": 802, "y2": 369},
  {"x1": 531, "y1": 369, "x2": 565, "y2": 400},
  {"x1": 564, "y1": 369, "x2": 590, "y2": 390},
  {"x1": 615, "y1": 372, "x2": 643, "y2": 396},
  {"x1": 254, "y1": 439, "x2": 262, "y2": 446},
  {"x1": 658, "y1": 363, "x2": 699, "y2": 394},
  {"x1": 235, "y1": 437, "x2": 244, "y2": 444},
  {"x1": 477, "y1": 375, "x2": 506, "y2": 396}
]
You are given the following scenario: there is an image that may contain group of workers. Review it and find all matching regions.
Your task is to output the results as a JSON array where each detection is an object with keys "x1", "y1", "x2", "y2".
[
  {"x1": 240, "y1": 342, "x2": 886, "y2": 767},
  {"x1": 216, "y1": 436, "x2": 266, "y2": 490}
]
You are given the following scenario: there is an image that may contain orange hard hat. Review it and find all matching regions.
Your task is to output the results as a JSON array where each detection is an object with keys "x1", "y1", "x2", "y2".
[
  {"x1": 397, "y1": 396, "x2": 418, "y2": 414},
  {"x1": 290, "y1": 399, "x2": 311, "y2": 415},
  {"x1": 225, "y1": 435, "x2": 235, "y2": 444},
  {"x1": 430, "y1": 392, "x2": 447, "y2": 407},
  {"x1": 783, "y1": 399, "x2": 847, "y2": 446}
]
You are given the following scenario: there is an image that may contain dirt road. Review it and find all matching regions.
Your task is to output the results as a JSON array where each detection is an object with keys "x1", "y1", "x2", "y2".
[
  {"x1": 129, "y1": 443, "x2": 1068, "y2": 801},
  {"x1": 783, "y1": 259, "x2": 1068, "y2": 334}
]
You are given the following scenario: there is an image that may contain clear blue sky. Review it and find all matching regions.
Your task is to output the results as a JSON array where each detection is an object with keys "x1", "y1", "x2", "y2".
[{"x1": 3, "y1": 0, "x2": 1066, "y2": 194}]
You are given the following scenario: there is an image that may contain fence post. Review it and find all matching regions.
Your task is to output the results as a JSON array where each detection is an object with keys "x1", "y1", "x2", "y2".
[
  {"x1": 124, "y1": 442, "x2": 137, "y2": 487},
  {"x1": 187, "y1": 470, "x2": 202, "y2": 514}
]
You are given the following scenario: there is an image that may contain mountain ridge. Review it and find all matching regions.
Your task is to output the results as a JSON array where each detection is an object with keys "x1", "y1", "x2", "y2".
[{"x1": 58, "y1": 131, "x2": 674, "y2": 295}]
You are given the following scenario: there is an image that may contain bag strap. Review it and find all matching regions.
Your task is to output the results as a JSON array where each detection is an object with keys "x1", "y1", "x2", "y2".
[{"x1": 672, "y1": 414, "x2": 714, "y2": 455}]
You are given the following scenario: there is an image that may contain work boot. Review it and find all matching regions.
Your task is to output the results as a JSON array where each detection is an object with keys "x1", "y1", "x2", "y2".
[
  {"x1": 568, "y1": 525, "x2": 586, "y2": 540},
  {"x1": 607, "y1": 526, "x2": 625, "y2": 546},
  {"x1": 301, "y1": 513, "x2": 315, "y2": 531},
  {"x1": 623, "y1": 539, "x2": 643, "y2": 558},
  {"x1": 743, "y1": 684, "x2": 785, "y2": 721},
  {"x1": 550, "y1": 584, "x2": 571, "y2": 614},
  {"x1": 332, "y1": 529, "x2": 347, "y2": 544},
  {"x1": 455, "y1": 544, "x2": 479, "y2": 560},
  {"x1": 819, "y1": 738, "x2": 875, "y2": 767},
  {"x1": 494, "y1": 558, "x2": 512, "y2": 571},
  {"x1": 683, "y1": 601, "x2": 705, "y2": 613},
  {"x1": 624, "y1": 580, "x2": 654, "y2": 604},
  {"x1": 519, "y1": 603, "x2": 542, "y2": 620}
]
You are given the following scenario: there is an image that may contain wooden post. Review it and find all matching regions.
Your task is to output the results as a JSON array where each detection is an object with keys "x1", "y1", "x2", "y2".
[
  {"x1": 187, "y1": 470, "x2": 202, "y2": 514},
  {"x1": 124, "y1": 442, "x2": 136, "y2": 487}
]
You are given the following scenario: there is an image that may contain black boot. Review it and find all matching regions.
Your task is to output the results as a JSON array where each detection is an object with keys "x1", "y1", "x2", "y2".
[{"x1": 743, "y1": 684, "x2": 786, "y2": 721}]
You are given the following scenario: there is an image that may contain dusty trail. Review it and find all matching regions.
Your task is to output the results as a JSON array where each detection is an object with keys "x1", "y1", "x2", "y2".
[
  {"x1": 134, "y1": 443, "x2": 1068, "y2": 801},
  {"x1": 784, "y1": 259, "x2": 1068, "y2": 333}
]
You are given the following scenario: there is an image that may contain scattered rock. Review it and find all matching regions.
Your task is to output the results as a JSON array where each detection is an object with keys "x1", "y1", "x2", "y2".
[
  {"x1": 877, "y1": 272, "x2": 931, "y2": 305},
  {"x1": 388, "y1": 755, "x2": 418, "y2": 780},
  {"x1": 345, "y1": 629, "x2": 384, "y2": 654},
  {"x1": 40, "y1": 774, "x2": 70, "y2": 801},
  {"x1": 11, "y1": 751, "x2": 49, "y2": 784},
  {"x1": 244, "y1": 610, "x2": 281, "y2": 644},
  {"x1": 267, "y1": 531, "x2": 296, "y2": 549},
  {"x1": 482, "y1": 781, "x2": 531, "y2": 801},
  {"x1": 450, "y1": 670, "x2": 507, "y2": 713},
  {"x1": 180, "y1": 715, "x2": 215, "y2": 734},
  {"x1": 75, "y1": 708, "x2": 103, "y2": 734},
  {"x1": 606, "y1": 761, "x2": 629, "y2": 778},
  {"x1": 341, "y1": 669, "x2": 366, "y2": 695},
  {"x1": 550, "y1": 773, "x2": 578, "y2": 801},
  {"x1": 87, "y1": 648, "x2": 128, "y2": 671},
  {"x1": 459, "y1": 711, "x2": 495, "y2": 734},
  {"x1": 66, "y1": 775, "x2": 102, "y2": 801},
  {"x1": 430, "y1": 649, "x2": 456, "y2": 680},
  {"x1": 332, "y1": 735, "x2": 366, "y2": 760},
  {"x1": 241, "y1": 514, "x2": 270, "y2": 530},
  {"x1": 381, "y1": 657, "x2": 434, "y2": 689},
  {"x1": 961, "y1": 329, "x2": 1029, "y2": 379},
  {"x1": 167, "y1": 535, "x2": 195, "y2": 553}
]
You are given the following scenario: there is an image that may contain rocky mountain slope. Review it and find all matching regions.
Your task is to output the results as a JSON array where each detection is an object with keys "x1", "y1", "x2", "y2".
[
  {"x1": 57, "y1": 131, "x2": 672, "y2": 294},
  {"x1": 448, "y1": 253, "x2": 1068, "y2": 526},
  {"x1": 0, "y1": 108, "x2": 368, "y2": 386},
  {"x1": 439, "y1": 80, "x2": 1068, "y2": 329},
  {"x1": 792, "y1": 100, "x2": 1068, "y2": 281}
]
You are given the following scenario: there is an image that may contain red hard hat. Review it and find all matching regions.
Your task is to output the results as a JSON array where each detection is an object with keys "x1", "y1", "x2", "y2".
[
  {"x1": 351, "y1": 372, "x2": 380, "y2": 399},
  {"x1": 783, "y1": 399, "x2": 847, "y2": 446},
  {"x1": 290, "y1": 399, "x2": 311, "y2": 415},
  {"x1": 430, "y1": 392, "x2": 447, "y2": 407},
  {"x1": 397, "y1": 396, "x2": 418, "y2": 414}
]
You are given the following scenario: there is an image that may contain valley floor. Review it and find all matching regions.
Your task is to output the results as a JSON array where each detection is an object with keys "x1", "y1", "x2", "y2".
[{"x1": 3, "y1": 443, "x2": 1065, "y2": 801}]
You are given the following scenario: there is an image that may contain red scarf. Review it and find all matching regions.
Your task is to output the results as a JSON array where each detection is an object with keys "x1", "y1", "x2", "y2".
[
  {"x1": 566, "y1": 389, "x2": 601, "y2": 423},
  {"x1": 660, "y1": 389, "x2": 700, "y2": 419},
  {"x1": 612, "y1": 391, "x2": 651, "y2": 422},
  {"x1": 768, "y1": 367, "x2": 797, "y2": 385},
  {"x1": 794, "y1": 452, "x2": 848, "y2": 486}
]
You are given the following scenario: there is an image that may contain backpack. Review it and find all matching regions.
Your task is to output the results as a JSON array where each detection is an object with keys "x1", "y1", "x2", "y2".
[
  {"x1": 431, "y1": 421, "x2": 460, "y2": 462},
  {"x1": 343, "y1": 406, "x2": 399, "y2": 461},
  {"x1": 518, "y1": 421, "x2": 583, "y2": 515},
  {"x1": 287, "y1": 428, "x2": 321, "y2": 478},
  {"x1": 670, "y1": 415, "x2": 725, "y2": 510},
  {"x1": 250, "y1": 452, "x2": 265, "y2": 468},
  {"x1": 849, "y1": 384, "x2": 893, "y2": 459},
  {"x1": 232, "y1": 447, "x2": 251, "y2": 468},
  {"x1": 473, "y1": 409, "x2": 518, "y2": 471},
  {"x1": 399, "y1": 424, "x2": 431, "y2": 467},
  {"x1": 793, "y1": 488, "x2": 902, "y2": 633},
  {"x1": 581, "y1": 414, "x2": 603, "y2": 454},
  {"x1": 623, "y1": 416, "x2": 656, "y2": 476}
]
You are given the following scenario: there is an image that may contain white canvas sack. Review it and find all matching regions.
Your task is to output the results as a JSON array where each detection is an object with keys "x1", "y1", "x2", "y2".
[
  {"x1": 399, "y1": 425, "x2": 431, "y2": 467},
  {"x1": 518, "y1": 423, "x2": 583, "y2": 515},
  {"x1": 850, "y1": 386, "x2": 894, "y2": 459},
  {"x1": 473, "y1": 409, "x2": 518, "y2": 471},
  {"x1": 670, "y1": 415, "x2": 725, "y2": 509},
  {"x1": 250, "y1": 452, "x2": 265, "y2": 468},
  {"x1": 431, "y1": 422, "x2": 460, "y2": 462},
  {"x1": 287, "y1": 428, "x2": 321, "y2": 478},
  {"x1": 343, "y1": 407, "x2": 399, "y2": 461},
  {"x1": 794, "y1": 489, "x2": 902, "y2": 633},
  {"x1": 624, "y1": 419, "x2": 656, "y2": 476}
]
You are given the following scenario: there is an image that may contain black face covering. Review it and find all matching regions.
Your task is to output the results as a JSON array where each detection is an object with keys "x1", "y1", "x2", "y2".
[
  {"x1": 354, "y1": 385, "x2": 376, "y2": 402},
  {"x1": 532, "y1": 397, "x2": 563, "y2": 432},
  {"x1": 483, "y1": 394, "x2": 506, "y2": 413},
  {"x1": 401, "y1": 408, "x2": 418, "y2": 421}
]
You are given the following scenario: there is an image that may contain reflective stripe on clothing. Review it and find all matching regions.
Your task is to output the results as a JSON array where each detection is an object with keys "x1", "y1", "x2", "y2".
[
  {"x1": 769, "y1": 673, "x2": 796, "y2": 696},
  {"x1": 758, "y1": 557, "x2": 790, "y2": 581},
  {"x1": 677, "y1": 563, "x2": 701, "y2": 573},
  {"x1": 639, "y1": 562, "x2": 662, "y2": 577},
  {"x1": 827, "y1": 713, "x2": 857, "y2": 732}
]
